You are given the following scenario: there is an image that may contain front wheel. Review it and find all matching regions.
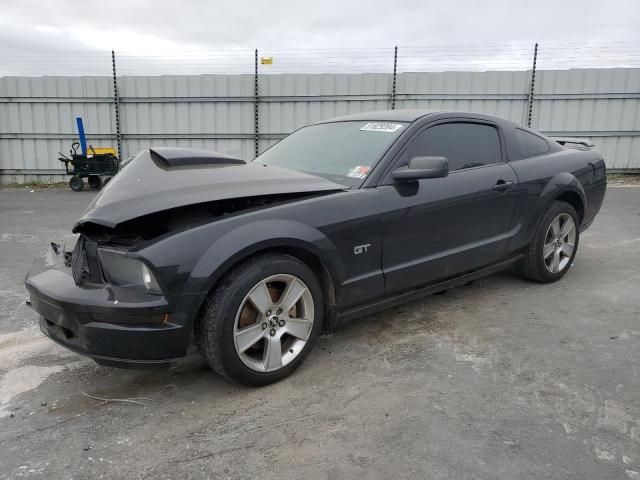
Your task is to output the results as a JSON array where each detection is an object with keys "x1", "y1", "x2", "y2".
[
  {"x1": 516, "y1": 200, "x2": 580, "y2": 283},
  {"x1": 68, "y1": 175, "x2": 84, "y2": 192},
  {"x1": 195, "y1": 253, "x2": 323, "y2": 386}
]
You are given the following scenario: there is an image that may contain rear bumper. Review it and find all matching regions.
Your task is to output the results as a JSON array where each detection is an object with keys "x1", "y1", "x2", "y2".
[{"x1": 25, "y1": 246, "x2": 192, "y2": 368}]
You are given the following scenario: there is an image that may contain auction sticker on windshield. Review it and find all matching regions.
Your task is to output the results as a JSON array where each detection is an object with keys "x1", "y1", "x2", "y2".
[
  {"x1": 347, "y1": 165, "x2": 371, "y2": 179},
  {"x1": 360, "y1": 122, "x2": 404, "y2": 133}
]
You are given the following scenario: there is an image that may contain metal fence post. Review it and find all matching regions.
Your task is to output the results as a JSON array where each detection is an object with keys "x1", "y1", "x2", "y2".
[
  {"x1": 254, "y1": 49, "x2": 259, "y2": 159},
  {"x1": 526, "y1": 42, "x2": 538, "y2": 128},
  {"x1": 391, "y1": 45, "x2": 398, "y2": 109},
  {"x1": 111, "y1": 50, "x2": 122, "y2": 163}
]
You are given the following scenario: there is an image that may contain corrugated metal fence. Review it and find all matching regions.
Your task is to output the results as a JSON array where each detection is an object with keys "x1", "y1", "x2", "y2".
[{"x1": 1, "y1": 68, "x2": 639, "y2": 183}]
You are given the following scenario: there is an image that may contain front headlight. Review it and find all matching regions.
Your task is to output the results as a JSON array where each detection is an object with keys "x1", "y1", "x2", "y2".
[{"x1": 98, "y1": 249, "x2": 162, "y2": 294}]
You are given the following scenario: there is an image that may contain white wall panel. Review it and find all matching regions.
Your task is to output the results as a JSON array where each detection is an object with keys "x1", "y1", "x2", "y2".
[{"x1": 1, "y1": 68, "x2": 639, "y2": 179}]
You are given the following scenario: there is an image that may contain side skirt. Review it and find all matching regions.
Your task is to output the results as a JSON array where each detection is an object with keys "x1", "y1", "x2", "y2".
[{"x1": 334, "y1": 255, "x2": 523, "y2": 325}]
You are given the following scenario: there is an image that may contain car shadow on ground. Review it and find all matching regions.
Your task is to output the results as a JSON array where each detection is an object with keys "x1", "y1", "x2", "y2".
[
  {"x1": 26, "y1": 268, "x2": 529, "y2": 411},
  {"x1": 1, "y1": 266, "x2": 537, "y2": 433}
]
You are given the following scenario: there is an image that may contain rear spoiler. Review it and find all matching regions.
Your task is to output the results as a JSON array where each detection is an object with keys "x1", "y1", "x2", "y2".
[{"x1": 549, "y1": 137, "x2": 595, "y2": 150}]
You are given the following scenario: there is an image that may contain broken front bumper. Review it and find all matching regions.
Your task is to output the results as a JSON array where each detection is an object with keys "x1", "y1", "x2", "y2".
[{"x1": 25, "y1": 245, "x2": 190, "y2": 368}]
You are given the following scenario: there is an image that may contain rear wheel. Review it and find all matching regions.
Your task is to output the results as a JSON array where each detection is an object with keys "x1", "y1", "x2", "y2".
[
  {"x1": 68, "y1": 175, "x2": 84, "y2": 192},
  {"x1": 195, "y1": 253, "x2": 323, "y2": 386},
  {"x1": 88, "y1": 176, "x2": 102, "y2": 190},
  {"x1": 516, "y1": 200, "x2": 579, "y2": 283}
]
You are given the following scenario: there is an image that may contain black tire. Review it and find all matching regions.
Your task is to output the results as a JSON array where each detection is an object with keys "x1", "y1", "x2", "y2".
[
  {"x1": 69, "y1": 176, "x2": 84, "y2": 192},
  {"x1": 516, "y1": 200, "x2": 580, "y2": 283},
  {"x1": 195, "y1": 253, "x2": 324, "y2": 386},
  {"x1": 88, "y1": 176, "x2": 103, "y2": 190}
]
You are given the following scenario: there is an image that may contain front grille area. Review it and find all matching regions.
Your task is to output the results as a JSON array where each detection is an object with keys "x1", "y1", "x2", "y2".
[{"x1": 71, "y1": 235, "x2": 90, "y2": 285}]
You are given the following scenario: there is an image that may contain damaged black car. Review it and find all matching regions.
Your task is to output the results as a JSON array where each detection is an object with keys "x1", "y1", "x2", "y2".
[{"x1": 26, "y1": 110, "x2": 607, "y2": 385}]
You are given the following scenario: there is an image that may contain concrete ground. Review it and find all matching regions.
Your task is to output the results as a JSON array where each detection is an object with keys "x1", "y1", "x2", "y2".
[{"x1": 0, "y1": 186, "x2": 638, "y2": 480}]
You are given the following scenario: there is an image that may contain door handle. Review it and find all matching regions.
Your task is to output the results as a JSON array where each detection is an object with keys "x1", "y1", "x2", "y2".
[{"x1": 492, "y1": 180, "x2": 513, "y2": 192}]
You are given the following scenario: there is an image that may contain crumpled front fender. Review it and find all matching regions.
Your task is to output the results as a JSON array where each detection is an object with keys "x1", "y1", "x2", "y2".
[{"x1": 186, "y1": 218, "x2": 345, "y2": 296}]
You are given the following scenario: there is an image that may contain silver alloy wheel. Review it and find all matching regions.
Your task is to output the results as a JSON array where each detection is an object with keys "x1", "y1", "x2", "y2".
[
  {"x1": 543, "y1": 213, "x2": 576, "y2": 274},
  {"x1": 233, "y1": 274, "x2": 314, "y2": 373}
]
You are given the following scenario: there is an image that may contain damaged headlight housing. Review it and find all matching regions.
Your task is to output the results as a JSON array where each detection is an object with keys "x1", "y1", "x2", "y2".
[{"x1": 98, "y1": 249, "x2": 162, "y2": 294}]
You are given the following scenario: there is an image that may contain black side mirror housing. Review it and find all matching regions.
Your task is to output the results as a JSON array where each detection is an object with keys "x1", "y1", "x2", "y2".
[{"x1": 392, "y1": 156, "x2": 449, "y2": 182}]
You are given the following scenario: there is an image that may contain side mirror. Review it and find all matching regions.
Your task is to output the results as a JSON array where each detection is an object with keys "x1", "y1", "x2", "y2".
[{"x1": 392, "y1": 156, "x2": 449, "y2": 182}]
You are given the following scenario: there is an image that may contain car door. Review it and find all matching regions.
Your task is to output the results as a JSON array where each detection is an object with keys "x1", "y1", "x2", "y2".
[{"x1": 378, "y1": 119, "x2": 521, "y2": 296}]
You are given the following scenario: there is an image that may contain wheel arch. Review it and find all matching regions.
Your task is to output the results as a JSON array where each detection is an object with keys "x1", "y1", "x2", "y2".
[
  {"x1": 554, "y1": 190, "x2": 585, "y2": 223},
  {"x1": 539, "y1": 172, "x2": 587, "y2": 224},
  {"x1": 186, "y1": 219, "x2": 344, "y2": 330}
]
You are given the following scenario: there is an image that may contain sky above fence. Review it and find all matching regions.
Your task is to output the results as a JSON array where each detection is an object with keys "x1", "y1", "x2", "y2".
[{"x1": 2, "y1": 0, "x2": 640, "y2": 76}]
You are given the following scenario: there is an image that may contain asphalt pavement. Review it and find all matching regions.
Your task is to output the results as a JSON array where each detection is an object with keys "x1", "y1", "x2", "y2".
[{"x1": 0, "y1": 186, "x2": 639, "y2": 479}]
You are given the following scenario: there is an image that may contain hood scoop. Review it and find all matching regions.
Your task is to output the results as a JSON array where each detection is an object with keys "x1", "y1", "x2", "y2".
[{"x1": 149, "y1": 147, "x2": 246, "y2": 168}]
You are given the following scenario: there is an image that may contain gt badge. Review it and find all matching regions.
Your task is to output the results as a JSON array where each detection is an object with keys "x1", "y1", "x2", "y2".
[{"x1": 354, "y1": 244, "x2": 371, "y2": 255}]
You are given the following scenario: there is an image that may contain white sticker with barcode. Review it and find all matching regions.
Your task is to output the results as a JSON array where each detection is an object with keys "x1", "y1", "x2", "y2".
[{"x1": 360, "y1": 122, "x2": 403, "y2": 133}]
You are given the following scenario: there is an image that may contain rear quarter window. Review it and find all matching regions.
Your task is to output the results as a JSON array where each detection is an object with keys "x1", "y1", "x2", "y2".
[{"x1": 515, "y1": 128, "x2": 549, "y2": 157}]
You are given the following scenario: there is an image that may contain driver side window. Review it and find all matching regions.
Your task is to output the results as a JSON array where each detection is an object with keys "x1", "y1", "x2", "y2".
[{"x1": 403, "y1": 122, "x2": 502, "y2": 172}]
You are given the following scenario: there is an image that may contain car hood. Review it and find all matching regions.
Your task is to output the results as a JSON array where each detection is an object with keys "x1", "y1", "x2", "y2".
[{"x1": 74, "y1": 148, "x2": 346, "y2": 230}]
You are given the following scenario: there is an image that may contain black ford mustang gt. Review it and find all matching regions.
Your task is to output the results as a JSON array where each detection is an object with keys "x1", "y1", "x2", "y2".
[{"x1": 26, "y1": 110, "x2": 607, "y2": 385}]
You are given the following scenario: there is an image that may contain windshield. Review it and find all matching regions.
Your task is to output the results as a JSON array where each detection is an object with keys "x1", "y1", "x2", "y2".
[{"x1": 254, "y1": 121, "x2": 407, "y2": 187}]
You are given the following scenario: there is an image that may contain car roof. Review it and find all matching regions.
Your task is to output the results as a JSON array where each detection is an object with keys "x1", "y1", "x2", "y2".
[
  {"x1": 317, "y1": 109, "x2": 441, "y2": 123},
  {"x1": 316, "y1": 109, "x2": 518, "y2": 127}
]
